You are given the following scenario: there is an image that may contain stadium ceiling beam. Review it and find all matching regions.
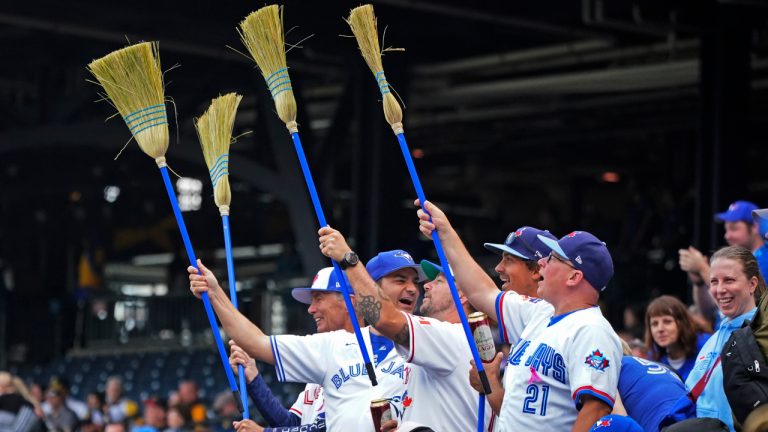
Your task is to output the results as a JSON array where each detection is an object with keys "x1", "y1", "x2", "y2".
[
  {"x1": 0, "y1": 12, "x2": 340, "y2": 77},
  {"x1": 375, "y1": 0, "x2": 603, "y2": 39}
]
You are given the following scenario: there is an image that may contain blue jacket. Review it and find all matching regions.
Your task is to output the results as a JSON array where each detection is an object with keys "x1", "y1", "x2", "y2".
[{"x1": 685, "y1": 307, "x2": 757, "y2": 431}]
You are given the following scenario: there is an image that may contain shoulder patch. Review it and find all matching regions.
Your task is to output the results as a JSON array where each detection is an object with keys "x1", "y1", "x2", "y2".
[{"x1": 584, "y1": 350, "x2": 610, "y2": 371}]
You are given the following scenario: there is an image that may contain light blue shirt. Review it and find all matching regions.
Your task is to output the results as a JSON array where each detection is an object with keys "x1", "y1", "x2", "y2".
[{"x1": 685, "y1": 306, "x2": 757, "y2": 431}]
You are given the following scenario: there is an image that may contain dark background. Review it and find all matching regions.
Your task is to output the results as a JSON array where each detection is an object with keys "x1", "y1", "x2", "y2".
[{"x1": 1, "y1": 0, "x2": 768, "y2": 365}]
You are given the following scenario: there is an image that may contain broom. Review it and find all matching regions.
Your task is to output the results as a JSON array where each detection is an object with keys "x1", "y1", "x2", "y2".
[
  {"x1": 346, "y1": 5, "x2": 492, "y2": 422},
  {"x1": 238, "y1": 5, "x2": 378, "y2": 387},
  {"x1": 87, "y1": 42, "x2": 242, "y2": 409},
  {"x1": 195, "y1": 93, "x2": 249, "y2": 419}
]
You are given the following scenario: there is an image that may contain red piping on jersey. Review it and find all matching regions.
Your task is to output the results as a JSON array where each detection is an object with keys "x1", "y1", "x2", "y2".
[
  {"x1": 571, "y1": 386, "x2": 615, "y2": 403},
  {"x1": 405, "y1": 312, "x2": 415, "y2": 363},
  {"x1": 289, "y1": 407, "x2": 302, "y2": 416},
  {"x1": 498, "y1": 293, "x2": 509, "y2": 343}
]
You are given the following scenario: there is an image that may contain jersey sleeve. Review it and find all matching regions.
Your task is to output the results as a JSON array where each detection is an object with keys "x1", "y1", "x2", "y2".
[
  {"x1": 394, "y1": 312, "x2": 465, "y2": 376},
  {"x1": 271, "y1": 333, "x2": 332, "y2": 385},
  {"x1": 495, "y1": 291, "x2": 553, "y2": 344},
  {"x1": 566, "y1": 324, "x2": 621, "y2": 410}
]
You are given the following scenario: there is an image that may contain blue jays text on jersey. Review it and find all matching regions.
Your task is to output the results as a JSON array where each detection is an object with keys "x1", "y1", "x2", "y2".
[
  {"x1": 509, "y1": 340, "x2": 567, "y2": 384},
  {"x1": 330, "y1": 360, "x2": 404, "y2": 390}
]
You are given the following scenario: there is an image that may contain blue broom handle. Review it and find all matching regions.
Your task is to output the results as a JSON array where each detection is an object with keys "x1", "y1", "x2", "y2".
[
  {"x1": 394, "y1": 133, "x2": 492, "y2": 396},
  {"x1": 478, "y1": 394, "x2": 486, "y2": 432},
  {"x1": 222, "y1": 215, "x2": 250, "y2": 419},
  {"x1": 289, "y1": 131, "x2": 378, "y2": 386},
  {"x1": 158, "y1": 166, "x2": 239, "y2": 394}
]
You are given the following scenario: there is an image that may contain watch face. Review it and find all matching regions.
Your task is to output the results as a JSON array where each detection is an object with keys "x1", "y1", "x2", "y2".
[{"x1": 347, "y1": 252, "x2": 359, "y2": 265}]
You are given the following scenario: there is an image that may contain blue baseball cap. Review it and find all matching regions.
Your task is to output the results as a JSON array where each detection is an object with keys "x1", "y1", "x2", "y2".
[
  {"x1": 590, "y1": 415, "x2": 643, "y2": 432},
  {"x1": 715, "y1": 200, "x2": 759, "y2": 223},
  {"x1": 291, "y1": 267, "x2": 350, "y2": 304},
  {"x1": 753, "y1": 208, "x2": 768, "y2": 240},
  {"x1": 484, "y1": 226, "x2": 557, "y2": 261},
  {"x1": 538, "y1": 231, "x2": 614, "y2": 291},
  {"x1": 366, "y1": 250, "x2": 427, "y2": 282}
]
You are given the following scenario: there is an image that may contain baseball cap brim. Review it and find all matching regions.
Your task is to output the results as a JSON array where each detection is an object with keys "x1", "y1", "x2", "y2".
[
  {"x1": 291, "y1": 287, "x2": 352, "y2": 305},
  {"x1": 537, "y1": 235, "x2": 569, "y2": 260},
  {"x1": 483, "y1": 242, "x2": 530, "y2": 260},
  {"x1": 714, "y1": 211, "x2": 745, "y2": 222},
  {"x1": 420, "y1": 260, "x2": 444, "y2": 281}
]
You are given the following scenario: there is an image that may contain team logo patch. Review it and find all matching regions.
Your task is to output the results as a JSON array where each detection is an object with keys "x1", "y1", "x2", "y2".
[
  {"x1": 403, "y1": 395, "x2": 413, "y2": 408},
  {"x1": 584, "y1": 350, "x2": 610, "y2": 371},
  {"x1": 594, "y1": 418, "x2": 611, "y2": 428},
  {"x1": 567, "y1": 231, "x2": 580, "y2": 237}
]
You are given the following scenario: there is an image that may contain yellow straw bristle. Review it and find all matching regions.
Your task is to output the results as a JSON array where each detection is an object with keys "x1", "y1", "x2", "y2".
[
  {"x1": 238, "y1": 5, "x2": 297, "y2": 132},
  {"x1": 87, "y1": 42, "x2": 169, "y2": 164},
  {"x1": 195, "y1": 93, "x2": 243, "y2": 214},
  {"x1": 346, "y1": 4, "x2": 403, "y2": 131}
]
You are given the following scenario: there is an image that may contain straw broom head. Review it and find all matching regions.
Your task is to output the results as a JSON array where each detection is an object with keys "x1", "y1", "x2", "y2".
[
  {"x1": 87, "y1": 42, "x2": 170, "y2": 166},
  {"x1": 346, "y1": 4, "x2": 403, "y2": 133},
  {"x1": 195, "y1": 93, "x2": 243, "y2": 215},
  {"x1": 238, "y1": 5, "x2": 298, "y2": 132}
]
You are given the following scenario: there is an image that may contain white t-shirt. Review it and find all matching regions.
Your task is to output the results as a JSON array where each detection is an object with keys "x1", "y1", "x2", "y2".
[
  {"x1": 394, "y1": 312, "x2": 495, "y2": 432},
  {"x1": 288, "y1": 384, "x2": 324, "y2": 424},
  {"x1": 494, "y1": 292, "x2": 621, "y2": 431},
  {"x1": 271, "y1": 327, "x2": 405, "y2": 431}
]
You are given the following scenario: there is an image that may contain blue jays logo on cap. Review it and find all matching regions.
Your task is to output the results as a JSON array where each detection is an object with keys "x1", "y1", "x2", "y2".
[
  {"x1": 366, "y1": 250, "x2": 427, "y2": 282},
  {"x1": 485, "y1": 226, "x2": 557, "y2": 261},
  {"x1": 589, "y1": 415, "x2": 643, "y2": 432},
  {"x1": 291, "y1": 267, "x2": 350, "y2": 305}
]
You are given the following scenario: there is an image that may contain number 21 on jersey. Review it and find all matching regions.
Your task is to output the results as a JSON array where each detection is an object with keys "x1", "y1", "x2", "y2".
[{"x1": 522, "y1": 384, "x2": 550, "y2": 416}]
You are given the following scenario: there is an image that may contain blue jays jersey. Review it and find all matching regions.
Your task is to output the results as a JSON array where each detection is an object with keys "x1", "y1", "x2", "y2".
[
  {"x1": 619, "y1": 356, "x2": 694, "y2": 431},
  {"x1": 394, "y1": 313, "x2": 494, "y2": 432},
  {"x1": 495, "y1": 292, "x2": 621, "y2": 431},
  {"x1": 270, "y1": 327, "x2": 404, "y2": 431}
]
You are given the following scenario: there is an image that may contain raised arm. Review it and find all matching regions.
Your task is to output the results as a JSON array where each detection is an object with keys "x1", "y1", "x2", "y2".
[
  {"x1": 318, "y1": 227, "x2": 410, "y2": 347},
  {"x1": 188, "y1": 260, "x2": 274, "y2": 364},
  {"x1": 679, "y1": 247, "x2": 718, "y2": 322},
  {"x1": 416, "y1": 200, "x2": 500, "y2": 320}
]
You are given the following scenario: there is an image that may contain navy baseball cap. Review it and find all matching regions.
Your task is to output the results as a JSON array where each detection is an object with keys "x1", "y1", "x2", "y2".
[
  {"x1": 590, "y1": 415, "x2": 643, "y2": 432},
  {"x1": 538, "y1": 231, "x2": 614, "y2": 291},
  {"x1": 366, "y1": 250, "x2": 427, "y2": 282},
  {"x1": 484, "y1": 226, "x2": 557, "y2": 261},
  {"x1": 419, "y1": 259, "x2": 452, "y2": 281},
  {"x1": 291, "y1": 267, "x2": 351, "y2": 304},
  {"x1": 715, "y1": 200, "x2": 758, "y2": 223},
  {"x1": 753, "y1": 208, "x2": 768, "y2": 240}
]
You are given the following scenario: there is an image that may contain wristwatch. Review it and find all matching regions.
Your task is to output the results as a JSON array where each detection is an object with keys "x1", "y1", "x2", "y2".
[{"x1": 339, "y1": 251, "x2": 360, "y2": 269}]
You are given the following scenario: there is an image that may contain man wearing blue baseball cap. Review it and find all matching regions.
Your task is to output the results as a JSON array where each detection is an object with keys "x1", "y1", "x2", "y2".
[
  {"x1": 415, "y1": 200, "x2": 621, "y2": 432},
  {"x1": 317, "y1": 226, "x2": 494, "y2": 432},
  {"x1": 483, "y1": 226, "x2": 557, "y2": 298},
  {"x1": 679, "y1": 200, "x2": 768, "y2": 326}
]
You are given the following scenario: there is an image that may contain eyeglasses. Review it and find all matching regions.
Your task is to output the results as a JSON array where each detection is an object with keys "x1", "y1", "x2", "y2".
[
  {"x1": 505, "y1": 231, "x2": 539, "y2": 259},
  {"x1": 547, "y1": 251, "x2": 577, "y2": 269}
]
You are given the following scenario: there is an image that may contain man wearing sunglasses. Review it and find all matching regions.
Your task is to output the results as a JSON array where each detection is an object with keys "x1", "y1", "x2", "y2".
[{"x1": 415, "y1": 200, "x2": 621, "y2": 432}]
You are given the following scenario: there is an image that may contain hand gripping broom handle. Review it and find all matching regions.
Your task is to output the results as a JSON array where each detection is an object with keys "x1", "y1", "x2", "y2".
[
  {"x1": 222, "y1": 215, "x2": 250, "y2": 418},
  {"x1": 394, "y1": 132, "x2": 492, "y2": 395},
  {"x1": 157, "y1": 166, "x2": 241, "y2": 400},
  {"x1": 290, "y1": 131, "x2": 378, "y2": 386}
]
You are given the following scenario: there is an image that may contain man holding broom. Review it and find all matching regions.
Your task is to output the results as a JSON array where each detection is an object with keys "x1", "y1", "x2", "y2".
[
  {"x1": 188, "y1": 258, "x2": 421, "y2": 431},
  {"x1": 318, "y1": 226, "x2": 494, "y2": 431},
  {"x1": 414, "y1": 200, "x2": 621, "y2": 432}
]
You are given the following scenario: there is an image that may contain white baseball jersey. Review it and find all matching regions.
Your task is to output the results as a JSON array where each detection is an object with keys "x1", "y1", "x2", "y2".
[
  {"x1": 270, "y1": 326, "x2": 405, "y2": 431},
  {"x1": 394, "y1": 312, "x2": 495, "y2": 432},
  {"x1": 494, "y1": 291, "x2": 621, "y2": 431},
  {"x1": 288, "y1": 384, "x2": 324, "y2": 424}
]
